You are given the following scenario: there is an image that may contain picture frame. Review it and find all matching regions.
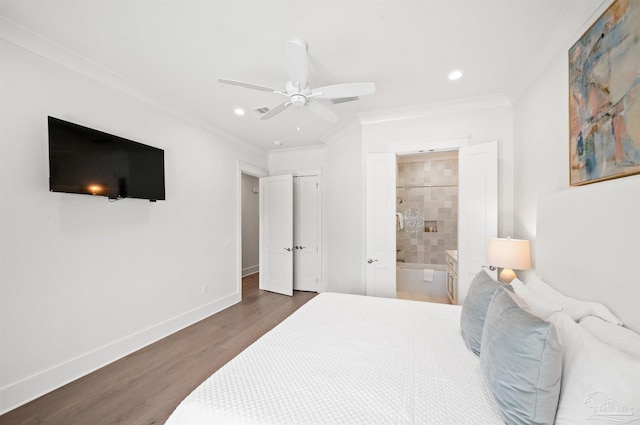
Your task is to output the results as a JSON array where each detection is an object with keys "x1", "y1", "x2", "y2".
[{"x1": 568, "y1": 0, "x2": 640, "y2": 186}]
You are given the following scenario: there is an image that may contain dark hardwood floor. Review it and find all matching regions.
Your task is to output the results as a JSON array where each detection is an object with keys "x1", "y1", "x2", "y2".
[{"x1": 0, "y1": 274, "x2": 316, "y2": 425}]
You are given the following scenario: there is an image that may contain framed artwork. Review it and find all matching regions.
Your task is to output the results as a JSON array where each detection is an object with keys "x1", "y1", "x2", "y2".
[{"x1": 569, "y1": 0, "x2": 640, "y2": 185}]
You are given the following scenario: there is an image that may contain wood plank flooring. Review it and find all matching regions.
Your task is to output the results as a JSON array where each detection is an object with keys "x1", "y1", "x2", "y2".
[{"x1": 0, "y1": 274, "x2": 316, "y2": 425}]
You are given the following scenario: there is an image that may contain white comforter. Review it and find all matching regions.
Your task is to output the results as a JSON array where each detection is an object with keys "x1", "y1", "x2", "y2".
[{"x1": 166, "y1": 292, "x2": 503, "y2": 424}]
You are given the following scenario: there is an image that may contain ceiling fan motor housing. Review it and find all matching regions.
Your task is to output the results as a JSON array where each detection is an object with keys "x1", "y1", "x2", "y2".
[{"x1": 290, "y1": 94, "x2": 307, "y2": 107}]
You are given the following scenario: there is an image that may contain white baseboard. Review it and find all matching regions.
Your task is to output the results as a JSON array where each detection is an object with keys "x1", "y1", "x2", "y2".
[
  {"x1": 0, "y1": 291, "x2": 241, "y2": 415},
  {"x1": 242, "y1": 265, "x2": 259, "y2": 277}
]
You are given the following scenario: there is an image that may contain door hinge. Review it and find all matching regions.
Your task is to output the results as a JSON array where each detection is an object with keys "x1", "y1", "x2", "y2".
[{"x1": 316, "y1": 183, "x2": 319, "y2": 189}]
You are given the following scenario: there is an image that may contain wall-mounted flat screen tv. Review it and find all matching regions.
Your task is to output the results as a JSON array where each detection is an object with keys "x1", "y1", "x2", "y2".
[{"x1": 48, "y1": 116, "x2": 165, "y2": 202}]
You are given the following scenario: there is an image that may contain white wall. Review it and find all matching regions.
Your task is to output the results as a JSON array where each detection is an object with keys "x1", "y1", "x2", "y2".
[
  {"x1": 0, "y1": 39, "x2": 266, "y2": 412},
  {"x1": 268, "y1": 145, "x2": 328, "y2": 174},
  {"x1": 511, "y1": 0, "x2": 619, "y2": 281},
  {"x1": 513, "y1": 50, "x2": 570, "y2": 255},
  {"x1": 362, "y1": 95, "x2": 515, "y2": 238},
  {"x1": 323, "y1": 121, "x2": 366, "y2": 294},
  {"x1": 241, "y1": 174, "x2": 259, "y2": 275}
]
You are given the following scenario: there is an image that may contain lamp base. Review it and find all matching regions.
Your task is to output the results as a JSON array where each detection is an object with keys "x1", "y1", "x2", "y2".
[{"x1": 498, "y1": 268, "x2": 516, "y2": 284}]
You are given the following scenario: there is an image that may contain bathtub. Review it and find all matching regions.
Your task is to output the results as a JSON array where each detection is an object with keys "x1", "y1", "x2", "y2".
[{"x1": 396, "y1": 263, "x2": 448, "y2": 300}]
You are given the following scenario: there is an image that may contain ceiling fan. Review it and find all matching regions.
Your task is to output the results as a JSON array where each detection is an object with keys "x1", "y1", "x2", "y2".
[{"x1": 218, "y1": 39, "x2": 375, "y2": 123}]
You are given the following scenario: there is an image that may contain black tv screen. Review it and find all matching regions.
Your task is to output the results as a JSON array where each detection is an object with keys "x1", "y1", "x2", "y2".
[{"x1": 48, "y1": 117, "x2": 165, "y2": 201}]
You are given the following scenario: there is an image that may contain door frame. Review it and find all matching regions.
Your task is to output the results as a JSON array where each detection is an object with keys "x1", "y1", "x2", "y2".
[{"x1": 236, "y1": 161, "x2": 268, "y2": 300}]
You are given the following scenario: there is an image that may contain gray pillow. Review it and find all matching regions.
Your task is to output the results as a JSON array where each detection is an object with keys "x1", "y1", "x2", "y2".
[
  {"x1": 480, "y1": 288, "x2": 562, "y2": 425},
  {"x1": 460, "y1": 269, "x2": 509, "y2": 355}
]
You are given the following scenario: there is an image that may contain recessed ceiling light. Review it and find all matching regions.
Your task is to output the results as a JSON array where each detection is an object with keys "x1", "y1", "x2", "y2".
[
  {"x1": 448, "y1": 70, "x2": 463, "y2": 81},
  {"x1": 234, "y1": 108, "x2": 245, "y2": 116},
  {"x1": 296, "y1": 126, "x2": 301, "y2": 132}
]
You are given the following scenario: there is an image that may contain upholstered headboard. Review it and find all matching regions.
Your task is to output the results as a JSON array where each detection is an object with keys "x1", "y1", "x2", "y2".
[{"x1": 536, "y1": 176, "x2": 640, "y2": 333}]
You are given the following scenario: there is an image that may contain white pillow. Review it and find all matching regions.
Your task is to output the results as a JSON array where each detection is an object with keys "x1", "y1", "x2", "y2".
[
  {"x1": 549, "y1": 311, "x2": 640, "y2": 425},
  {"x1": 526, "y1": 276, "x2": 622, "y2": 325},
  {"x1": 510, "y1": 278, "x2": 563, "y2": 320},
  {"x1": 579, "y1": 316, "x2": 640, "y2": 358}
]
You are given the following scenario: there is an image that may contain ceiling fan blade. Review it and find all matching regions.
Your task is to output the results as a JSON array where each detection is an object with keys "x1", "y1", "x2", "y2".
[
  {"x1": 260, "y1": 101, "x2": 291, "y2": 120},
  {"x1": 287, "y1": 39, "x2": 308, "y2": 89},
  {"x1": 311, "y1": 82, "x2": 376, "y2": 99},
  {"x1": 307, "y1": 100, "x2": 338, "y2": 123},
  {"x1": 218, "y1": 78, "x2": 283, "y2": 94}
]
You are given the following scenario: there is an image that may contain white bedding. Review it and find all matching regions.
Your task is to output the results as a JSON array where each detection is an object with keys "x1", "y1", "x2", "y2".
[{"x1": 165, "y1": 293, "x2": 503, "y2": 424}]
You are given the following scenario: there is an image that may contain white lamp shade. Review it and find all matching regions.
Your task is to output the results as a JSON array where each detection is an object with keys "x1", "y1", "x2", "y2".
[{"x1": 487, "y1": 238, "x2": 531, "y2": 270}]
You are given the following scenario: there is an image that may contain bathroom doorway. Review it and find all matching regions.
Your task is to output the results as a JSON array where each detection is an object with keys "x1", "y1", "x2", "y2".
[
  {"x1": 365, "y1": 141, "x2": 496, "y2": 304},
  {"x1": 395, "y1": 151, "x2": 458, "y2": 304}
]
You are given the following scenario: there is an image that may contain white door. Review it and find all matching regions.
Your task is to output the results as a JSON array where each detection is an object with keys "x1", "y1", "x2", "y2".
[
  {"x1": 293, "y1": 175, "x2": 320, "y2": 291},
  {"x1": 457, "y1": 141, "x2": 498, "y2": 304},
  {"x1": 365, "y1": 153, "x2": 397, "y2": 298},
  {"x1": 259, "y1": 174, "x2": 293, "y2": 296}
]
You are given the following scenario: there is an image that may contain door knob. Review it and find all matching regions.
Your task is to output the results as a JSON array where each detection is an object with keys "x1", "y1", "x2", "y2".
[
  {"x1": 367, "y1": 258, "x2": 379, "y2": 264},
  {"x1": 299, "y1": 246, "x2": 306, "y2": 249},
  {"x1": 284, "y1": 247, "x2": 292, "y2": 252}
]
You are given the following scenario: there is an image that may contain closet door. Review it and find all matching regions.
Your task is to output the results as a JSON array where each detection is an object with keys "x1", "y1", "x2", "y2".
[
  {"x1": 293, "y1": 176, "x2": 320, "y2": 291},
  {"x1": 259, "y1": 174, "x2": 294, "y2": 296}
]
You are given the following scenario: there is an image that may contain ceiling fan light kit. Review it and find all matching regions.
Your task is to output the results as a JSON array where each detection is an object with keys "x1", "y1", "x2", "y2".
[{"x1": 218, "y1": 39, "x2": 376, "y2": 123}]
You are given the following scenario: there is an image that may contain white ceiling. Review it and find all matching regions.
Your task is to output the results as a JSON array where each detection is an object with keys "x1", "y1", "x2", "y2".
[{"x1": 0, "y1": 0, "x2": 603, "y2": 151}]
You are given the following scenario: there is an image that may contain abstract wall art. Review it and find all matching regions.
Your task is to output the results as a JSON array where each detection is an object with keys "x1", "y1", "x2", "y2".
[{"x1": 569, "y1": 0, "x2": 640, "y2": 185}]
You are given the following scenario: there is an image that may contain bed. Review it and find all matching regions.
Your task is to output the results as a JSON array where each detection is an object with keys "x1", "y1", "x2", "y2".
[
  {"x1": 167, "y1": 180, "x2": 640, "y2": 425},
  {"x1": 166, "y1": 293, "x2": 504, "y2": 424}
]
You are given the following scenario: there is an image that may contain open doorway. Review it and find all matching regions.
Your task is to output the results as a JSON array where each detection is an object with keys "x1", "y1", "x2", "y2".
[
  {"x1": 365, "y1": 139, "x2": 496, "y2": 304},
  {"x1": 237, "y1": 161, "x2": 267, "y2": 301},
  {"x1": 241, "y1": 173, "x2": 260, "y2": 299},
  {"x1": 395, "y1": 151, "x2": 458, "y2": 304}
]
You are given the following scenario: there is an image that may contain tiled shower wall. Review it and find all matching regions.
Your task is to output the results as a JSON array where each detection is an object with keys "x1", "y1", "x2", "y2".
[{"x1": 396, "y1": 155, "x2": 458, "y2": 265}]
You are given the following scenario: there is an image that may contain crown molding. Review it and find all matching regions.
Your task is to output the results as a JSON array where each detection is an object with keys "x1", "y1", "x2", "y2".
[
  {"x1": 0, "y1": 17, "x2": 266, "y2": 156},
  {"x1": 358, "y1": 94, "x2": 512, "y2": 125},
  {"x1": 268, "y1": 144, "x2": 328, "y2": 156}
]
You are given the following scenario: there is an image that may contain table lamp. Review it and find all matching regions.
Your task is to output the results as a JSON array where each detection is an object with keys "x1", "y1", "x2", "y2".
[{"x1": 487, "y1": 238, "x2": 531, "y2": 283}]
